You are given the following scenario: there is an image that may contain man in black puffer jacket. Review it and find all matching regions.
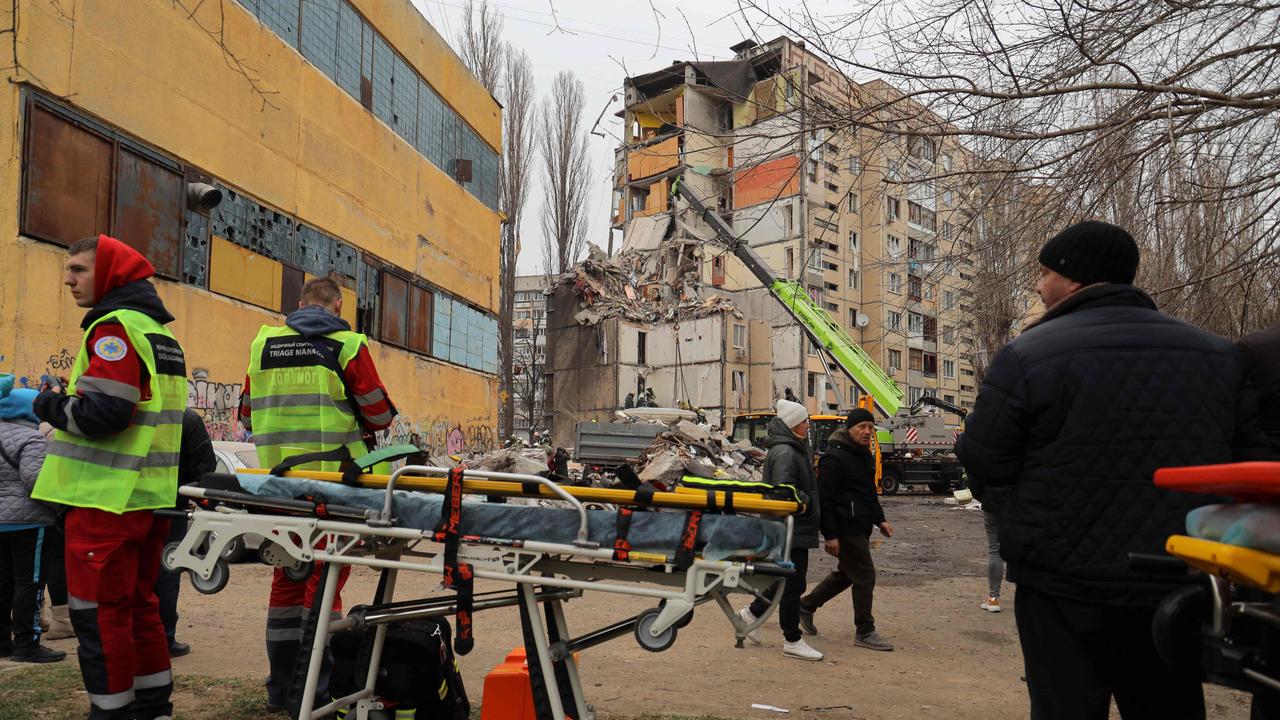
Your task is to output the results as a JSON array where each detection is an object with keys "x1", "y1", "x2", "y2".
[
  {"x1": 798, "y1": 408, "x2": 894, "y2": 651},
  {"x1": 738, "y1": 400, "x2": 824, "y2": 661},
  {"x1": 956, "y1": 220, "x2": 1264, "y2": 720}
]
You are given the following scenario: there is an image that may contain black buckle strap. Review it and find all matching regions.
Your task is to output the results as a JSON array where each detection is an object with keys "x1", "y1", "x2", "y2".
[
  {"x1": 675, "y1": 510, "x2": 702, "y2": 571},
  {"x1": 269, "y1": 447, "x2": 365, "y2": 487},
  {"x1": 613, "y1": 507, "x2": 635, "y2": 561},
  {"x1": 433, "y1": 467, "x2": 475, "y2": 655}
]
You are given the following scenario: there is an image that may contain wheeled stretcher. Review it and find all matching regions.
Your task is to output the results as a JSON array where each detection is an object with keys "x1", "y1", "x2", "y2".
[
  {"x1": 1152, "y1": 462, "x2": 1280, "y2": 713},
  {"x1": 163, "y1": 461, "x2": 798, "y2": 720}
]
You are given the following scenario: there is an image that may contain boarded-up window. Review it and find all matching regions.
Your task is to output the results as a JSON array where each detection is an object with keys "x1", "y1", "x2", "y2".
[
  {"x1": 280, "y1": 265, "x2": 304, "y2": 315},
  {"x1": 380, "y1": 271, "x2": 408, "y2": 347},
  {"x1": 114, "y1": 148, "x2": 183, "y2": 278},
  {"x1": 22, "y1": 104, "x2": 113, "y2": 246},
  {"x1": 408, "y1": 284, "x2": 432, "y2": 353}
]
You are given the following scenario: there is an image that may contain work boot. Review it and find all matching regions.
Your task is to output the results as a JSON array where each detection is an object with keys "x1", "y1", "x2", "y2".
[
  {"x1": 168, "y1": 641, "x2": 191, "y2": 658},
  {"x1": 9, "y1": 644, "x2": 67, "y2": 663},
  {"x1": 44, "y1": 605, "x2": 75, "y2": 640},
  {"x1": 797, "y1": 603, "x2": 819, "y2": 636},
  {"x1": 737, "y1": 607, "x2": 763, "y2": 645},
  {"x1": 782, "y1": 637, "x2": 824, "y2": 661},
  {"x1": 855, "y1": 631, "x2": 894, "y2": 652}
]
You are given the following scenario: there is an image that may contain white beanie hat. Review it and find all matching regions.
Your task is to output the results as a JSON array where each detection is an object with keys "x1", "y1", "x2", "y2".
[{"x1": 775, "y1": 399, "x2": 808, "y2": 429}]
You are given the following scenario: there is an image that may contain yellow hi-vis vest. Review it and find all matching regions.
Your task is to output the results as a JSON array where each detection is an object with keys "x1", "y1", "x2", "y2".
[
  {"x1": 33, "y1": 310, "x2": 187, "y2": 514},
  {"x1": 247, "y1": 325, "x2": 368, "y2": 472}
]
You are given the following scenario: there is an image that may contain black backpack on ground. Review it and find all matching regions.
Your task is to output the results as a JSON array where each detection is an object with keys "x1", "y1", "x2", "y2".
[{"x1": 329, "y1": 617, "x2": 470, "y2": 719}]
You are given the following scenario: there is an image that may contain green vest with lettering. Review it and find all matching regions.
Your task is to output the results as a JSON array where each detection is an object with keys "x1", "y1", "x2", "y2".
[
  {"x1": 247, "y1": 325, "x2": 369, "y2": 472},
  {"x1": 33, "y1": 311, "x2": 187, "y2": 514}
]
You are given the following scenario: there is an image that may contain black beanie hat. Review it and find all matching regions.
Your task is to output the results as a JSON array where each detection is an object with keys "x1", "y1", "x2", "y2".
[
  {"x1": 1038, "y1": 220, "x2": 1140, "y2": 285},
  {"x1": 845, "y1": 408, "x2": 875, "y2": 428}
]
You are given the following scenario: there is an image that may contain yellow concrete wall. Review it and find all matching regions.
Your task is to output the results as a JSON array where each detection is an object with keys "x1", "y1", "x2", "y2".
[{"x1": 0, "y1": 0, "x2": 502, "y2": 453}]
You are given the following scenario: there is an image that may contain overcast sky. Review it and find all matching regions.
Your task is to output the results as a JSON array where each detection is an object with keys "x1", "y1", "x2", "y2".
[{"x1": 407, "y1": 0, "x2": 819, "y2": 275}]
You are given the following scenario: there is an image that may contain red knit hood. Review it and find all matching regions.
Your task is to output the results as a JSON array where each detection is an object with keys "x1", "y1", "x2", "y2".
[{"x1": 93, "y1": 234, "x2": 155, "y2": 302}]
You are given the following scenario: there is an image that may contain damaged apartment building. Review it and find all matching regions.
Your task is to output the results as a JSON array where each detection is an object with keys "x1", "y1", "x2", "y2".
[{"x1": 546, "y1": 36, "x2": 983, "y2": 443}]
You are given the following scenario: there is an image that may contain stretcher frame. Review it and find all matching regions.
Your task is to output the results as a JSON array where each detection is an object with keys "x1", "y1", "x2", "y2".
[{"x1": 166, "y1": 465, "x2": 795, "y2": 720}]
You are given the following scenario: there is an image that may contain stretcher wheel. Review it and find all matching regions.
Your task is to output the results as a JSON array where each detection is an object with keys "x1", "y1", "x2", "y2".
[
  {"x1": 634, "y1": 608, "x2": 678, "y2": 652},
  {"x1": 658, "y1": 599, "x2": 694, "y2": 628},
  {"x1": 283, "y1": 560, "x2": 314, "y2": 583},
  {"x1": 161, "y1": 542, "x2": 181, "y2": 572},
  {"x1": 190, "y1": 559, "x2": 230, "y2": 595}
]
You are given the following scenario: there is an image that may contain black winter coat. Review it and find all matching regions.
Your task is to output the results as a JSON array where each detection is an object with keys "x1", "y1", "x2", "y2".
[
  {"x1": 1239, "y1": 324, "x2": 1280, "y2": 458},
  {"x1": 762, "y1": 417, "x2": 820, "y2": 549},
  {"x1": 955, "y1": 284, "x2": 1263, "y2": 606},
  {"x1": 817, "y1": 428, "x2": 884, "y2": 539}
]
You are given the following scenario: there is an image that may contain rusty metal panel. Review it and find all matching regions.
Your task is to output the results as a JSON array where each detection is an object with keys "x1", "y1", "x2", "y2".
[
  {"x1": 280, "y1": 264, "x2": 304, "y2": 315},
  {"x1": 22, "y1": 104, "x2": 113, "y2": 246},
  {"x1": 114, "y1": 148, "x2": 182, "y2": 278},
  {"x1": 380, "y1": 272, "x2": 408, "y2": 347},
  {"x1": 408, "y1": 284, "x2": 432, "y2": 353}
]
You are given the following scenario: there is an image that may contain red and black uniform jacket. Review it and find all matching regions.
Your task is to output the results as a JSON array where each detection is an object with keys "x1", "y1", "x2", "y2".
[{"x1": 34, "y1": 236, "x2": 174, "y2": 438}]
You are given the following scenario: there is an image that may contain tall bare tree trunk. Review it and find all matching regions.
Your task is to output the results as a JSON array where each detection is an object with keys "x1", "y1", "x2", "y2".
[
  {"x1": 499, "y1": 47, "x2": 536, "y2": 441},
  {"x1": 539, "y1": 71, "x2": 593, "y2": 275}
]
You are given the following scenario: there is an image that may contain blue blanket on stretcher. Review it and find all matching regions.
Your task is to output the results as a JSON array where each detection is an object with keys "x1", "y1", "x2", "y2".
[
  {"x1": 235, "y1": 473, "x2": 787, "y2": 562},
  {"x1": 1187, "y1": 503, "x2": 1280, "y2": 555}
]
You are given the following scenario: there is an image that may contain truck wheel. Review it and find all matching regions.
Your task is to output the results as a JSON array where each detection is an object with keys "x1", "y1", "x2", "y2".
[{"x1": 880, "y1": 469, "x2": 902, "y2": 495}]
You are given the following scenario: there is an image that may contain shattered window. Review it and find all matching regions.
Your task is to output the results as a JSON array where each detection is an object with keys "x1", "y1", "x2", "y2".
[
  {"x1": 334, "y1": 2, "x2": 363, "y2": 101},
  {"x1": 300, "y1": 0, "x2": 339, "y2": 79},
  {"x1": 255, "y1": 0, "x2": 298, "y2": 47}
]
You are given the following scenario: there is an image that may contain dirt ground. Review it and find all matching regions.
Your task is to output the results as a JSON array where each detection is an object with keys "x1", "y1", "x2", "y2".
[{"x1": 8, "y1": 495, "x2": 1255, "y2": 719}]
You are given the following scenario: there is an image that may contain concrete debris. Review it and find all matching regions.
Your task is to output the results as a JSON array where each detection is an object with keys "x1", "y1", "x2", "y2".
[
  {"x1": 470, "y1": 448, "x2": 548, "y2": 476},
  {"x1": 613, "y1": 411, "x2": 765, "y2": 485},
  {"x1": 558, "y1": 247, "x2": 742, "y2": 326},
  {"x1": 638, "y1": 450, "x2": 686, "y2": 485}
]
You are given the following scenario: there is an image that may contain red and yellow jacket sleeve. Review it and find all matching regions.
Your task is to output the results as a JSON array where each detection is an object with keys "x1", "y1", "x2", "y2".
[
  {"x1": 33, "y1": 323, "x2": 144, "y2": 438},
  {"x1": 344, "y1": 345, "x2": 396, "y2": 431}
]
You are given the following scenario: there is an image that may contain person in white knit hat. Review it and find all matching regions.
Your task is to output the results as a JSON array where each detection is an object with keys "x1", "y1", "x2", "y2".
[{"x1": 738, "y1": 398, "x2": 824, "y2": 660}]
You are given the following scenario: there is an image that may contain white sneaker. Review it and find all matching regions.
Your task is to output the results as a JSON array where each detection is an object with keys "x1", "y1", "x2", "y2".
[
  {"x1": 783, "y1": 637, "x2": 824, "y2": 661},
  {"x1": 738, "y1": 606, "x2": 763, "y2": 645},
  {"x1": 980, "y1": 595, "x2": 1002, "y2": 613}
]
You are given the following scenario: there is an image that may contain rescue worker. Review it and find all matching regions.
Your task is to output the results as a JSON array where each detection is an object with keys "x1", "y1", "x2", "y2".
[
  {"x1": 32, "y1": 235, "x2": 187, "y2": 720},
  {"x1": 238, "y1": 276, "x2": 396, "y2": 712}
]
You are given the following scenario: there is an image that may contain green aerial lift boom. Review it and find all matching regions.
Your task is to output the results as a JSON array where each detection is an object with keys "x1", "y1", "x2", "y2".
[{"x1": 671, "y1": 176, "x2": 904, "y2": 417}]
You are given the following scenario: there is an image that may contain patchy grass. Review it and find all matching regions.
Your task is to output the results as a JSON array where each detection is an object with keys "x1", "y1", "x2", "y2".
[
  {"x1": 0, "y1": 664, "x2": 265, "y2": 720},
  {"x1": 0, "y1": 665, "x2": 737, "y2": 720}
]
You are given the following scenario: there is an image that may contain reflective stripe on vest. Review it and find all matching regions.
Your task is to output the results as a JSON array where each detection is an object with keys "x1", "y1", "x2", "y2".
[
  {"x1": 247, "y1": 325, "x2": 368, "y2": 472},
  {"x1": 32, "y1": 310, "x2": 186, "y2": 514}
]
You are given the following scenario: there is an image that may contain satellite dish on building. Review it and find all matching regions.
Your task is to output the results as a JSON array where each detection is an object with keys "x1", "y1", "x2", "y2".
[{"x1": 856, "y1": 313, "x2": 871, "y2": 328}]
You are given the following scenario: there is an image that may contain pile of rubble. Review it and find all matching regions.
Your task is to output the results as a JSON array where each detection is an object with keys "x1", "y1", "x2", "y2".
[
  {"x1": 562, "y1": 245, "x2": 740, "y2": 326},
  {"x1": 628, "y1": 418, "x2": 766, "y2": 487}
]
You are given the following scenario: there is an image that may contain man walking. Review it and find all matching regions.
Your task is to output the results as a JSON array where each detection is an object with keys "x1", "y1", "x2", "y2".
[
  {"x1": 956, "y1": 220, "x2": 1262, "y2": 720},
  {"x1": 239, "y1": 276, "x2": 396, "y2": 711},
  {"x1": 32, "y1": 235, "x2": 187, "y2": 720},
  {"x1": 798, "y1": 408, "x2": 894, "y2": 651},
  {"x1": 738, "y1": 399, "x2": 824, "y2": 661}
]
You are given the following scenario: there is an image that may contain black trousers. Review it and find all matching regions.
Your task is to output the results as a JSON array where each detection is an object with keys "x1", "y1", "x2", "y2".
[
  {"x1": 750, "y1": 547, "x2": 809, "y2": 643},
  {"x1": 42, "y1": 523, "x2": 67, "y2": 606},
  {"x1": 1015, "y1": 584, "x2": 1205, "y2": 720},
  {"x1": 153, "y1": 516, "x2": 187, "y2": 644},
  {"x1": 0, "y1": 527, "x2": 48, "y2": 650},
  {"x1": 801, "y1": 533, "x2": 876, "y2": 636}
]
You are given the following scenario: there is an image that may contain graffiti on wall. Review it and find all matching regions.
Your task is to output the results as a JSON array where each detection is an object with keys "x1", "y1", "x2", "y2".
[
  {"x1": 188, "y1": 370, "x2": 248, "y2": 442},
  {"x1": 16, "y1": 348, "x2": 77, "y2": 390},
  {"x1": 374, "y1": 414, "x2": 497, "y2": 456}
]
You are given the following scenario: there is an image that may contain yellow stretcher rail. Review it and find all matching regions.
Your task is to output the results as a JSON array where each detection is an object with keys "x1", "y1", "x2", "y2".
[
  {"x1": 1166, "y1": 535, "x2": 1280, "y2": 594},
  {"x1": 238, "y1": 468, "x2": 800, "y2": 517}
]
